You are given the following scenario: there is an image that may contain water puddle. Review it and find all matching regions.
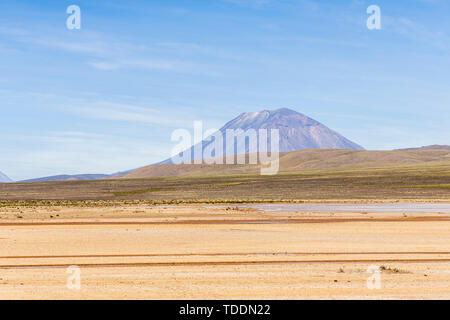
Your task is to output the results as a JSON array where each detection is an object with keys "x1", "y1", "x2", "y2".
[{"x1": 214, "y1": 203, "x2": 450, "y2": 214}]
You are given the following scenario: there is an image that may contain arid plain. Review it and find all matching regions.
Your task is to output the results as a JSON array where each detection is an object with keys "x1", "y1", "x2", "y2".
[
  {"x1": 0, "y1": 205, "x2": 449, "y2": 299},
  {"x1": 0, "y1": 152, "x2": 449, "y2": 299}
]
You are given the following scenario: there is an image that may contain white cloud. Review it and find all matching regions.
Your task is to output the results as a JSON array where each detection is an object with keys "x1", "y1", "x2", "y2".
[
  {"x1": 87, "y1": 61, "x2": 120, "y2": 70},
  {"x1": 62, "y1": 100, "x2": 187, "y2": 126},
  {"x1": 386, "y1": 16, "x2": 450, "y2": 51}
]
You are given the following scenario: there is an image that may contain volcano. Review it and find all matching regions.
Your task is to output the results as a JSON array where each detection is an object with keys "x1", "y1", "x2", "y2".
[{"x1": 159, "y1": 108, "x2": 364, "y2": 164}]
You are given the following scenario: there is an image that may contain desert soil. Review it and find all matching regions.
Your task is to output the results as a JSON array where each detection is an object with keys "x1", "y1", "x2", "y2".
[{"x1": 0, "y1": 204, "x2": 449, "y2": 299}]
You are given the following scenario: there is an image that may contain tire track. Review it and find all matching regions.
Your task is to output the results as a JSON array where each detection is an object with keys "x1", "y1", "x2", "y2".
[
  {"x1": 0, "y1": 251, "x2": 449, "y2": 259},
  {"x1": 0, "y1": 216, "x2": 449, "y2": 227},
  {"x1": 1, "y1": 258, "x2": 450, "y2": 269}
]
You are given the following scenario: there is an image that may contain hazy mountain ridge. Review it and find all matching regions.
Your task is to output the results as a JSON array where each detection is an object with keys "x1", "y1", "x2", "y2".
[
  {"x1": 0, "y1": 171, "x2": 13, "y2": 183},
  {"x1": 21, "y1": 174, "x2": 110, "y2": 183},
  {"x1": 19, "y1": 167, "x2": 140, "y2": 182},
  {"x1": 397, "y1": 145, "x2": 450, "y2": 151}
]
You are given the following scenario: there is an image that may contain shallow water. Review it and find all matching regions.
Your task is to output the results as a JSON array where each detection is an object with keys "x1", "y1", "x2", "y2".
[
  {"x1": 156, "y1": 203, "x2": 450, "y2": 214},
  {"x1": 222, "y1": 203, "x2": 450, "y2": 214}
]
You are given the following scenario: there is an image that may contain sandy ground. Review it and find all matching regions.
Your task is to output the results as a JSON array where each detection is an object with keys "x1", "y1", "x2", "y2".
[{"x1": 0, "y1": 205, "x2": 449, "y2": 299}]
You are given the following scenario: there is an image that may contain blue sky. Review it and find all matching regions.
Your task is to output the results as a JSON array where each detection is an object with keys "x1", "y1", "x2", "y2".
[{"x1": 1, "y1": 0, "x2": 449, "y2": 180}]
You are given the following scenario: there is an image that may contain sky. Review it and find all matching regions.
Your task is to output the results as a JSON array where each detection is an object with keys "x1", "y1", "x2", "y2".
[{"x1": 0, "y1": 0, "x2": 449, "y2": 180}]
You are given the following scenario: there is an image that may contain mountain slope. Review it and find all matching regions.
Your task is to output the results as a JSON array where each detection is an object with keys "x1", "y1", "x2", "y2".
[
  {"x1": 159, "y1": 108, "x2": 363, "y2": 165},
  {"x1": 220, "y1": 108, "x2": 364, "y2": 151},
  {"x1": 0, "y1": 171, "x2": 13, "y2": 183},
  {"x1": 123, "y1": 148, "x2": 450, "y2": 179}
]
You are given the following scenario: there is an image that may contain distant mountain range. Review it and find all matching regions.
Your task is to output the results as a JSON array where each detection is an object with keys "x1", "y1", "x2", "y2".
[
  {"x1": 7, "y1": 108, "x2": 449, "y2": 182},
  {"x1": 0, "y1": 171, "x2": 13, "y2": 183},
  {"x1": 397, "y1": 145, "x2": 450, "y2": 151},
  {"x1": 21, "y1": 174, "x2": 111, "y2": 183},
  {"x1": 18, "y1": 168, "x2": 137, "y2": 183}
]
